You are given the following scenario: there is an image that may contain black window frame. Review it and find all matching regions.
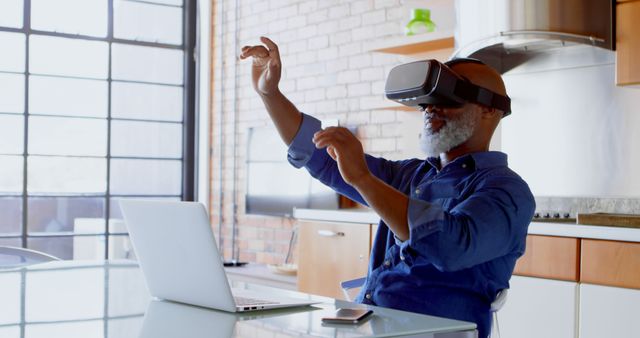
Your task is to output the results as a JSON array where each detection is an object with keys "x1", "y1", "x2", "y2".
[{"x1": 0, "y1": 0, "x2": 197, "y2": 259}]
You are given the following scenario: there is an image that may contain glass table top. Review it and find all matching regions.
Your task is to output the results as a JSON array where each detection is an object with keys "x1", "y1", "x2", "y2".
[{"x1": 0, "y1": 260, "x2": 476, "y2": 338}]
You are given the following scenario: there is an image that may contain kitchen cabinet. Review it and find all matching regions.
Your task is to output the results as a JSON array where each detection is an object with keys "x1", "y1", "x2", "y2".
[
  {"x1": 579, "y1": 283, "x2": 640, "y2": 338},
  {"x1": 297, "y1": 221, "x2": 373, "y2": 299},
  {"x1": 500, "y1": 275, "x2": 578, "y2": 338},
  {"x1": 580, "y1": 239, "x2": 640, "y2": 289},
  {"x1": 513, "y1": 235, "x2": 580, "y2": 281},
  {"x1": 616, "y1": 1, "x2": 640, "y2": 85}
]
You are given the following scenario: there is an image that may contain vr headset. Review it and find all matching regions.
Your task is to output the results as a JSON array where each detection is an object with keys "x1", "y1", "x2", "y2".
[{"x1": 384, "y1": 58, "x2": 511, "y2": 117}]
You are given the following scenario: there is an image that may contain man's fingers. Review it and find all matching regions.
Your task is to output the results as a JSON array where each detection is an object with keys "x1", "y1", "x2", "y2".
[
  {"x1": 327, "y1": 146, "x2": 337, "y2": 160},
  {"x1": 260, "y1": 36, "x2": 279, "y2": 55},
  {"x1": 239, "y1": 46, "x2": 269, "y2": 59}
]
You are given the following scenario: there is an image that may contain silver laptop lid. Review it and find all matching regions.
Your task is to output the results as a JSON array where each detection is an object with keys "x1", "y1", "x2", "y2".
[{"x1": 120, "y1": 200, "x2": 236, "y2": 312}]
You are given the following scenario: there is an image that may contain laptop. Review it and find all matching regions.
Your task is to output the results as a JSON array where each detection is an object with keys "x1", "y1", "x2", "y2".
[{"x1": 120, "y1": 200, "x2": 318, "y2": 312}]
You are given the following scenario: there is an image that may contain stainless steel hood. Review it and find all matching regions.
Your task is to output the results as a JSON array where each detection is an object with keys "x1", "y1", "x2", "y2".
[{"x1": 452, "y1": 0, "x2": 615, "y2": 73}]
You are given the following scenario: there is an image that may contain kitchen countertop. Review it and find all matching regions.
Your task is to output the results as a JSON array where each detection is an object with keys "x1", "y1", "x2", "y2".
[{"x1": 294, "y1": 208, "x2": 640, "y2": 243}]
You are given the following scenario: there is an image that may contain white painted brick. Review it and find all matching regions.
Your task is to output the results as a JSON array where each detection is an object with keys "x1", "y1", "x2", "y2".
[
  {"x1": 316, "y1": 99, "x2": 337, "y2": 114},
  {"x1": 371, "y1": 80, "x2": 385, "y2": 94},
  {"x1": 339, "y1": 16, "x2": 362, "y2": 31},
  {"x1": 286, "y1": 15, "x2": 307, "y2": 29},
  {"x1": 288, "y1": 39, "x2": 307, "y2": 53},
  {"x1": 381, "y1": 122, "x2": 401, "y2": 137},
  {"x1": 336, "y1": 69, "x2": 360, "y2": 84},
  {"x1": 345, "y1": 111, "x2": 370, "y2": 125},
  {"x1": 329, "y1": 5, "x2": 350, "y2": 19},
  {"x1": 361, "y1": 67, "x2": 384, "y2": 81},
  {"x1": 371, "y1": 111, "x2": 396, "y2": 123},
  {"x1": 386, "y1": 6, "x2": 405, "y2": 20},
  {"x1": 348, "y1": 53, "x2": 372, "y2": 69},
  {"x1": 269, "y1": 1, "x2": 289, "y2": 10},
  {"x1": 330, "y1": 31, "x2": 351, "y2": 46},
  {"x1": 335, "y1": 98, "x2": 350, "y2": 112},
  {"x1": 297, "y1": 102, "x2": 317, "y2": 114},
  {"x1": 362, "y1": 9, "x2": 386, "y2": 25},
  {"x1": 299, "y1": 0, "x2": 319, "y2": 14},
  {"x1": 348, "y1": 98, "x2": 360, "y2": 111},
  {"x1": 317, "y1": 46, "x2": 339, "y2": 61},
  {"x1": 297, "y1": 76, "x2": 317, "y2": 90},
  {"x1": 287, "y1": 64, "x2": 308, "y2": 78},
  {"x1": 304, "y1": 88, "x2": 325, "y2": 102},
  {"x1": 250, "y1": 1, "x2": 269, "y2": 15},
  {"x1": 296, "y1": 50, "x2": 318, "y2": 65},
  {"x1": 297, "y1": 25, "x2": 318, "y2": 38},
  {"x1": 326, "y1": 58, "x2": 348, "y2": 72},
  {"x1": 327, "y1": 85, "x2": 348, "y2": 99},
  {"x1": 303, "y1": 62, "x2": 325, "y2": 77},
  {"x1": 279, "y1": 79, "x2": 296, "y2": 92},
  {"x1": 317, "y1": 0, "x2": 341, "y2": 9},
  {"x1": 278, "y1": 5, "x2": 297, "y2": 19},
  {"x1": 348, "y1": 83, "x2": 371, "y2": 96},
  {"x1": 318, "y1": 73, "x2": 337, "y2": 87},
  {"x1": 317, "y1": 20, "x2": 340, "y2": 34},
  {"x1": 370, "y1": 138, "x2": 396, "y2": 152},
  {"x1": 374, "y1": 0, "x2": 400, "y2": 9},
  {"x1": 338, "y1": 42, "x2": 362, "y2": 57},
  {"x1": 351, "y1": 26, "x2": 375, "y2": 41},
  {"x1": 374, "y1": 21, "x2": 400, "y2": 38},
  {"x1": 308, "y1": 35, "x2": 329, "y2": 49},
  {"x1": 357, "y1": 124, "x2": 381, "y2": 138},
  {"x1": 372, "y1": 52, "x2": 398, "y2": 66},
  {"x1": 268, "y1": 19, "x2": 287, "y2": 33},
  {"x1": 279, "y1": 29, "x2": 298, "y2": 43},
  {"x1": 350, "y1": 0, "x2": 374, "y2": 15},
  {"x1": 308, "y1": 8, "x2": 329, "y2": 23}
]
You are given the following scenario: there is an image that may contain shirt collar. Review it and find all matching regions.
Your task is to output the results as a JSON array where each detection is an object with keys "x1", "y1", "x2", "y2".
[{"x1": 425, "y1": 151, "x2": 508, "y2": 171}]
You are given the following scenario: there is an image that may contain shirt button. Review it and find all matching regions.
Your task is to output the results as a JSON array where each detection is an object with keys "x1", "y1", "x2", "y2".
[
  {"x1": 383, "y1": 260, "x2": 391, "y2": 267},
  {"x1": 365, "y1": 293, "x2": 372, "y2": 300},
  {"x1": 415, "y1": 189, "x2": 421, "y2": 194},
  {"x1": 400, "y1": 255, "x2": 405, "y2": 261},
  {"x1": 462, "y1": 164, "x2": 467, "y2": 169}
]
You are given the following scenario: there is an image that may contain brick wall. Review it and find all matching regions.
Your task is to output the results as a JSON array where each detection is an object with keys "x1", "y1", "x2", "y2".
[{"x1": 209, "y1": 0, "x2": 445, "y2": 264}]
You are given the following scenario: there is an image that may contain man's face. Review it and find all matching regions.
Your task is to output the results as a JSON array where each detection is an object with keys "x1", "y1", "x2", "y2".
[{"x1": 419, "y1": 104, "x2": 478, "y2": 157}]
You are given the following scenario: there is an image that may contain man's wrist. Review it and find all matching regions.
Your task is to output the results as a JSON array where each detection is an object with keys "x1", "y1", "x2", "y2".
[
  {"x1": 350, "y1": 172, "x2": 376, "y2": 191},
  {"x1": 258, "y1": 88, "x2": 282, "y2": 99}
]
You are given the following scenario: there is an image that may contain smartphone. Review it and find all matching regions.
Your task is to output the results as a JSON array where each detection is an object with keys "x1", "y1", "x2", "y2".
[{"x1": 321, "y1": 308, "x2": 373, "y2": 324}]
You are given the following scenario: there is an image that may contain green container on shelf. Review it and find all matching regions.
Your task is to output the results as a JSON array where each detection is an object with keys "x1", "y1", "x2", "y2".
[{"x1": 405, "y1": 8, "x2": 436, "y2": 36}]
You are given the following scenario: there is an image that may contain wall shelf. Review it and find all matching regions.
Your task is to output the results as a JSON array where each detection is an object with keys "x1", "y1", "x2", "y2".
[{"x1": 366, "y1": 30, "x2": 455, "y2": 55}]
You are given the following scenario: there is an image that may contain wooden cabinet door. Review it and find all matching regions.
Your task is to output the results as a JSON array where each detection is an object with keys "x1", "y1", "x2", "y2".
[
  {"x1": 580, "y1": 239, "x2": 640, "y2": 289},
  {"x1": 617, "y1": 1, "x2": 640, "y2": 85},
  {"x1": 297, "y1": 221, "x2": 370, "y2": 299},
  {"x1": 514, "y1": 235, "x2": 581, "y2": 281},
  {"x1": 500, "y1": 276, "x2": 578, "y2": 338},
  {"x1": 579, "y1": 283, "x2": 640, "y2": 338}
]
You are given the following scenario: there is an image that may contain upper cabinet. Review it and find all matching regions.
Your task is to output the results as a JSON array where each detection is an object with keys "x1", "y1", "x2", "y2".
[{"x1": 616, "y1": 1, "x2": 640, "y2": 86}]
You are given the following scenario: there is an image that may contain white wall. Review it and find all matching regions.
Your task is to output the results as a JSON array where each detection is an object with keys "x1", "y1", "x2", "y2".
[{"x1": 501, "y1": 45, "x2": 640, "y2": 197}]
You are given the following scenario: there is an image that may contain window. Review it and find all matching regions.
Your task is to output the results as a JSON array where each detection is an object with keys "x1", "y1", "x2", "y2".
[{"x1": 0, "y1": 0, "x2": 196, "y2": 260}]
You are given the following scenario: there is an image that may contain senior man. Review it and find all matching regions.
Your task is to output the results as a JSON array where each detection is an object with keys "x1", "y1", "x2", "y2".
[{"x1": 240, "y1": 36, "x2": 535, "y2": 338}]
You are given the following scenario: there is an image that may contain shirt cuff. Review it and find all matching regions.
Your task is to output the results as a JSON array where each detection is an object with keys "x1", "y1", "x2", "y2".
[
  {"x1": 397, "y1": 198, "x2": 445, "y2": 248},
  {"x1": 287, "y1": 113, "x2": 322, "y2": 168}
]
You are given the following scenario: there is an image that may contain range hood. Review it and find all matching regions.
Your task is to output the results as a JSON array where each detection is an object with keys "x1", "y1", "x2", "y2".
[{"x1": 452, "y1": 0, "x2": 615, "y2": 73}]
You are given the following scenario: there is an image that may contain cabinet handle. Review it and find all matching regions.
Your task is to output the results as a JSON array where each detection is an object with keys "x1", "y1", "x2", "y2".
[{"x1": 317, "y1": 230, "x2": 345, "y2": 237}]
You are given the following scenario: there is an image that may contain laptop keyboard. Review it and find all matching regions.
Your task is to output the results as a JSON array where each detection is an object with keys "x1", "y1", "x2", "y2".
[{"x1": 234, "y1": 296, "x2": 280, "y2": 306}]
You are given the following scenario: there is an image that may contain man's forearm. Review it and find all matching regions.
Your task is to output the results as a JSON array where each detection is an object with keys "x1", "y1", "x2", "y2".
[
  {"x1": 259, "y1": 90, "x2": 303, "y2": 146},
  {"x1": 352, "y1": 174, "x2": 410, "y2": 241}
]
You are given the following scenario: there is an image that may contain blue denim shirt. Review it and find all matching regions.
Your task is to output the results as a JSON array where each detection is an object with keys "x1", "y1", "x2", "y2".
[{"x1": 288, "y1": 113, "x2": 535, "y2": 338}]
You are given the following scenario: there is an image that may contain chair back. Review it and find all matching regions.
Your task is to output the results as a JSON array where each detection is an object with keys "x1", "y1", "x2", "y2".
[
  {"x1": 0, "y1": 246, "x2": 61, "y2": 269},
  {"x1": 489, "y1": 289, "x2": 509, "y2": 338}
]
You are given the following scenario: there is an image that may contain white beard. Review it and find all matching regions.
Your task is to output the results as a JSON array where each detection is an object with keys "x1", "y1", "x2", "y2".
[{"x1": 419, "y1": 109, "x2": 476, "y2": 157}]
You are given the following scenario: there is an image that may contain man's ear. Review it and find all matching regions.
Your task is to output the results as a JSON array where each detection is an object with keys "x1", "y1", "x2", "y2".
[{"x1": 480, "y1": 106, "x2": 500, "y2": 119}]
